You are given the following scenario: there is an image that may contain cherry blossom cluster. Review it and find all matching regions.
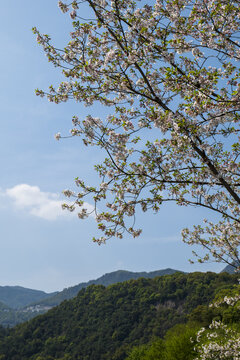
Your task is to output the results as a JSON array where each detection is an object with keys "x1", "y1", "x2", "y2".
[
  {"x1": 34, "y1": 0, "x2": 240, "y2": 266},
  {"x1": 193, "y1": 285, "x2": 240, "y2": 359},
  {"x1": 210, "y1": 294, "x2": 240, "y2": 308},
  {"x1": 182, "y1": 218, "x2": 240, "y2": 270},
  {"x1": 194, "y1": 320, "x2": 240, "y2": 360}
]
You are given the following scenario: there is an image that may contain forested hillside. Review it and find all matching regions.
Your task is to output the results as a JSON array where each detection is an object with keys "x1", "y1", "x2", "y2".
[
  {"x1": 0, "y1": 287, "x2": 57, "y2": 328},
  {"x1": 0, "y1": 272, "x2": 238, "y2": 360},
  {"x1": 0, "y1": 305, "x2": 42, "y2": 329},
  {"x1": 35, "y1": 268, "x2": 180, "y2": 307},
  {"x1": 0, "y1": 286, "x2": 56, "y2": 309},
  {"x1": 0, "y1": 269, "x2": 179, "y2": 327}
]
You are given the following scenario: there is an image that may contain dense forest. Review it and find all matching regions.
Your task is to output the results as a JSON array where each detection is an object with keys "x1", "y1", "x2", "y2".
[
  {"x1": 0, "y1": 272, "x2": 238, "y2": 360},
  {"x1": 0, "y1": 269, "x2": 179, "y2": 327},
  {"x1": 33, "y1": 269, "x2": 180, "y2": 307}
]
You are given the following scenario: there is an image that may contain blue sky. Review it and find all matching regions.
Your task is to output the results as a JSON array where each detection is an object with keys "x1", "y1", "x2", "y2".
[{"x1": 0, "y1": 1, "x2": 224, "y2": 293}]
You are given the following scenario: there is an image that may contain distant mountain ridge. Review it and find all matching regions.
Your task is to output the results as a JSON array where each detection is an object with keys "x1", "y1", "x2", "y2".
[
  {"x1": 0, "y1": 271, "x2": 238, "y2": 360},
  {"x1": 221, "y1": 261, "x2": 240, "y2": 274},
  {"x1": 1, "y1": 264, "x2": 233, "y2": 312},
  {"x1": 0, "y1": 285, "x2": 57, "y2": 309},
  {"x1": 0, "y1": 268, "x2": 181, "y2": 327},
  {"x1": 33, "y1": 268, "x2": 182, "y2": 307},
  {"x1": 0, "y1": 266, "x2": 233, "y2": 327}
]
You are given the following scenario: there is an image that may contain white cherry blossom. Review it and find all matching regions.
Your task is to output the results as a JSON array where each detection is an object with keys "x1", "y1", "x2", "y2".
[{"x1": 33, "y1": 0, "x2": 240, "y2": 272}]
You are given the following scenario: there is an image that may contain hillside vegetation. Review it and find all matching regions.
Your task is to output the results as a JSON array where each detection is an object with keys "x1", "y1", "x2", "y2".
[
  {"x1": 35, "y1": 268, "x2": 180, "y2": 307},
  {"x1": 0, "y1": 269, "x2": 179, "y2": 327},
  {"x1": 0, "y1": 272, "x2": 238, "y2": 360},
  {"x1": 0, "y1": 286, "x2": 56, "y2": 309},
  {"x1": 0, "y1": 287, "x2": 57, "y2": 328}
]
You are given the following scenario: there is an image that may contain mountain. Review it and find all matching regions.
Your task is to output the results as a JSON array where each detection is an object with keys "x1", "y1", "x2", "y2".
[
  {"x1": 0, "y1": 301, "x2": 11, "y2": 311},
  {"x1": 0, "y1": 269, "x2": 181, "y2": 327},
  {"x1": 221, "y1": 261, "x2": 240, "y2": 274},
  {"x1": 32, "y1": 268, "x2": 181, "y2": 307},
  {"x1": 0, "y1": 286, "x2": 58, "y2": 327},
  {"x1": 0, "y1": 285, "x2": 57, "y2": 309},
  {"x1": 0, "y1": 271, "x2": 237, "y2": 360}
]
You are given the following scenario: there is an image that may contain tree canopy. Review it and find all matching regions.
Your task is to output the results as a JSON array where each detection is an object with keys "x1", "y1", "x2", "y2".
[
  {"x1": 33, "y1": 0, "x2": 240, "y2": 266},
  {"x1": 0, "y1": 272, "x2": 237, "y2": 360}
]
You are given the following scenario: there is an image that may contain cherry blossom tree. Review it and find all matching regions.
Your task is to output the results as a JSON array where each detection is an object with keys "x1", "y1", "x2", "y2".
[
  {"x1": 33, "y1": 0, "x2": 240, "y2": 270},
  {"x1": 194, "y1": 287, "x2": 240, "y2": 359}
]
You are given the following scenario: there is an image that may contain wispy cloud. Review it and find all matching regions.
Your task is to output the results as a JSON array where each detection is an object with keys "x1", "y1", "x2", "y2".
[{"x1": 3, "y1": 184, "x2": 93, "y2": 221}]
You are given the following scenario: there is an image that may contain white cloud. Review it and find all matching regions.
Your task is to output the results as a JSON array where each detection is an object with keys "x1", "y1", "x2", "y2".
[{"x1": 4, "y1": 184, "x2": 94, "y2": 221}]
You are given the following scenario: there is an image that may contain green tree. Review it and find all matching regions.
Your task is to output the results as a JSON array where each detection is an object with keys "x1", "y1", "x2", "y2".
[
  {"x1": 163, "y1": 324, "x2": 198, "y2": 360},
  {"x1": 194, "y1": 286, "x2": 240, "y2": 359},
  {"x1": 126, "y1": 344, "x2": 151, "y2": 360},
  {"x1": 126, "y1": 324, "x2": 198, "y2": 360}
]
